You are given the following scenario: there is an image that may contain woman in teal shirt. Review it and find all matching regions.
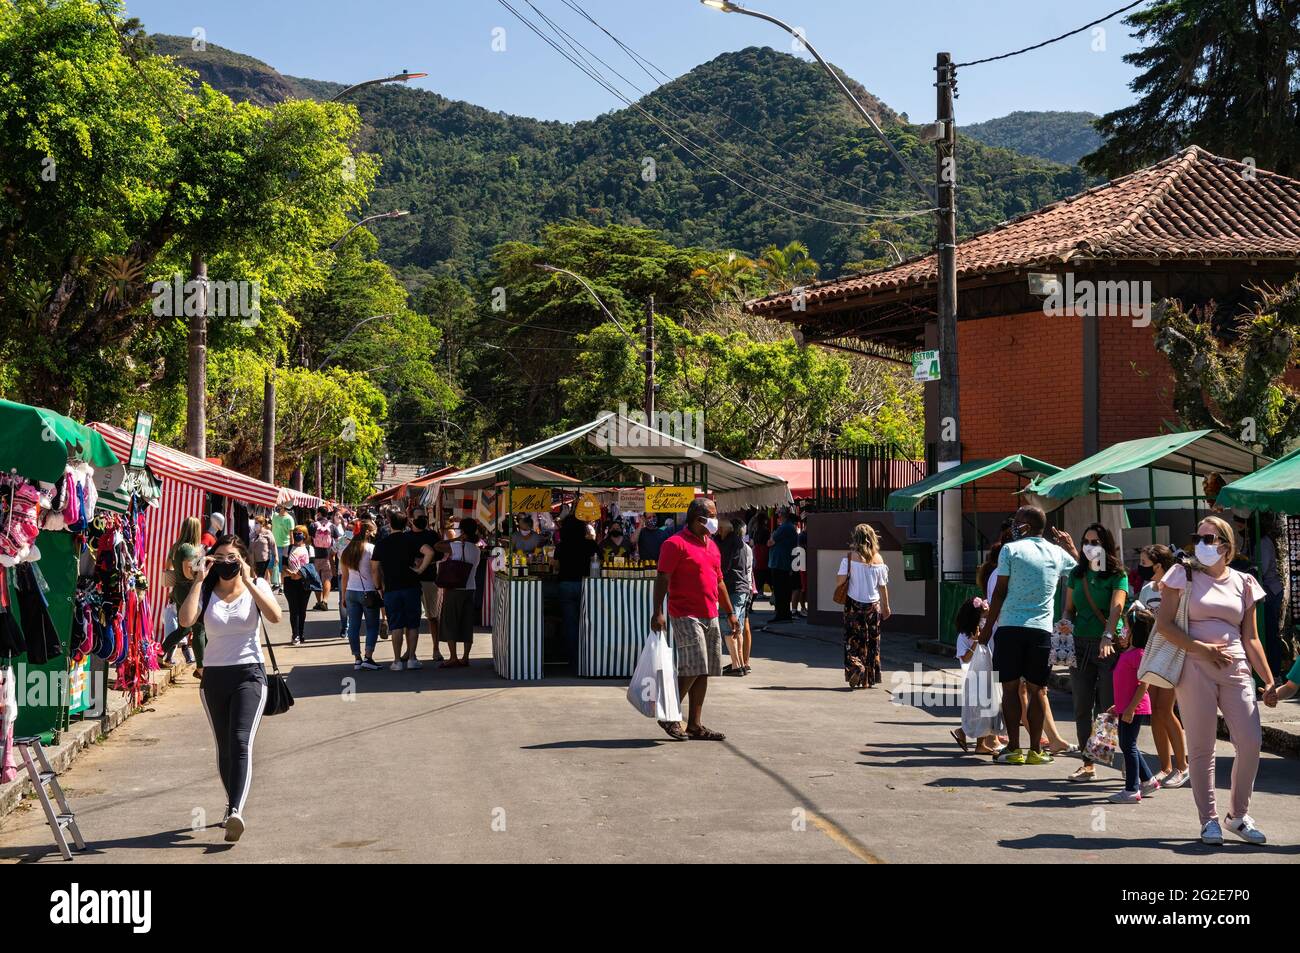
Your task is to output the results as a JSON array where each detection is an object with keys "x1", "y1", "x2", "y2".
[{"x1": 1064, "y1": 522, "x2": 1129, "y2": 781}]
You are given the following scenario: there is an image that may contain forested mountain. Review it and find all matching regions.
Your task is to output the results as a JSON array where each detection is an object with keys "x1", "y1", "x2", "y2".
[
  {"x1": 962, "y1": 110, "x2": 1103, "y2": 166},
  {"x1": 155, "y1": 37, "x2": 1093, "y2": 282}
]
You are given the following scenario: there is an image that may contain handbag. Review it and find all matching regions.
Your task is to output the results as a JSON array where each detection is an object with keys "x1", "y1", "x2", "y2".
[
  {"x1": 363, "y1": 589, "x2": 383, "y2": 611},
  {"x1": 259, "y1": 618, "x2": 294, "y2": 716},
  {"x1": 1138, "y1": 569, "x2": 1191, "y2": 689},
  {"x1": 1084, "y1": 711, "x2": 1119, "y2": 763},
  {"x1": 832, "y1": 549, "x2": 852, "y2": 605},
  {"x1": 435, "y1": 540, "x2": 474, "y2": 590},
  {"x1": 1050, "y1": 618, "x2": 1077, "y2": 668},
  {"x1": 300, "y1": 561, "x2": 323, "y2": 593},
  {"x1": 627, "y1": 630, "x2": 682, "y2": 721}
]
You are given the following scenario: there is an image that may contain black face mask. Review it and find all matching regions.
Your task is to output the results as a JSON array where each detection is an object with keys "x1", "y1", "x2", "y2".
[
  {"x1": 1137, "y1": 565, "x2": 1155, "y2": 582},
  {"x1": 214, "y1": 560, "x2": 241, "y2": 580}
]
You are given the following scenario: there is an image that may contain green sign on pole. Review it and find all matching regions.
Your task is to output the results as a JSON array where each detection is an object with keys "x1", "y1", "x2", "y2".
[
  {"x1": 912, "y1": 349, "x2": 941, "y2": 382},
  {"x1": 128, "y1": 411, "x2": 153, "y2": 469}
]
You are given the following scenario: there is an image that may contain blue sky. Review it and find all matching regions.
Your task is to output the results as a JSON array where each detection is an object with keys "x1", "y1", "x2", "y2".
[{"x1": 123, "y1": 0, "x2": 1146, "y2": 125}]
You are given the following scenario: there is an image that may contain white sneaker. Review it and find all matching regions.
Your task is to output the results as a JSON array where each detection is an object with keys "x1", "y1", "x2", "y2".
[
  {"x1": 1224, "y1": 814, "x2": 1267, "y2": 845},
  {"x1": 390, "y1": 660, "x2": 405, "y2": 671},
  {"x1": 1140, "y1": 778, "x2": 1162, "y2": 796},
  {"x1": 405, "y1": 657, "x2": 423, "y2": 670},
  {"x1": 1109, "y1": 789, "x2": 1141, "y2": 803},
  {"x1": 1162, "y1": 768, "x2": 1189, "y2": 788},
  {"x1": 1200, "y1": 819, "x2": 1224, "y2": 845},
  {"x1": 224, "y1": 811, "x2": 245, "y2": 843}
]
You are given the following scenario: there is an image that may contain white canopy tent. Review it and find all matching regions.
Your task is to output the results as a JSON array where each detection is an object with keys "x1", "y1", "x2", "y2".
[{"x1": 420, "y1": 414, "x2": 792, "y2": 511}]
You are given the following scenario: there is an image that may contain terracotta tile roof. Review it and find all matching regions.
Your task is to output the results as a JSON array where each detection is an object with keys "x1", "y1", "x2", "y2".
[{"x1": 745, "y1": 147, "x2": 1300, "y2": 316}]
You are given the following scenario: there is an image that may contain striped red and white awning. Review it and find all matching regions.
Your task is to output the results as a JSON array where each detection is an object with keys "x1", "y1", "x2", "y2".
[
  {"x1": 278, "y1": 487, "x2": 324, "y2": 509},
  {"x1": 90, "y1": 422, "x2": 281, "y2": 507}
]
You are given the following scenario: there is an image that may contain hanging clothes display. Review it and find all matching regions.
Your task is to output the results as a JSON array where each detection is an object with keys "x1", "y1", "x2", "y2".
[
  {"x1": 0, "y1": 667, "x2": 15, "y2": 783},
  {"x1": 12, "y1": 562, "x2": 60, "y2": 665}
]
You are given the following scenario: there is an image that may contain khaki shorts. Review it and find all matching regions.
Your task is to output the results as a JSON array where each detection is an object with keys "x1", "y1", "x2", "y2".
[
  {"x1": 670, "y1": 616, "x2": 722, "y2": 678},
  {"x1": 313, "y1": 556, "x2": 333, "y2": 582}
]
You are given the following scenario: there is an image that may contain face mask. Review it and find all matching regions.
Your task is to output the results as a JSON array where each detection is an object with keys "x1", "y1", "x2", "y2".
[
  {"x1": 1137, "y1": 565, "x2": 1154, "y2": 582},
  {"x1": 214, "y1": 559, "x2": 241, "y2": 580},
  {"x1": 704, "y1": 517, "x2": 719, "y2": 535},
  {"x1": 1082, "y1": 544, "x2": 1104, "y2": 569},
  {"x1": 1195, "y1": 542, "x2": 1223, "y2": 566}
]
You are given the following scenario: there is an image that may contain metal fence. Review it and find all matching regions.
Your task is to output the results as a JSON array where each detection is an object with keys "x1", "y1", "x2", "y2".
[{"x1": 811, "y1": 443, "x2": 932, "y2": 512}]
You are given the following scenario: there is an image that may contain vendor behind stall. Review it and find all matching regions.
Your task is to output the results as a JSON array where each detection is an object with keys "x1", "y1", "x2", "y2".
[
  {"x1": 510, "y1": 515, "x2": 545, "y2": 554},
  {"x1": 600, "y1": 523, "x2": 634, "y2": 561}
]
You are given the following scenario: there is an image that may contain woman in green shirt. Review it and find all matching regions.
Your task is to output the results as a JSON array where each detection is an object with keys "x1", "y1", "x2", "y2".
[
  {"x1": 1064, "y1": 522, "x2": 1129, "y2": 781},
  {"x1": 161, "y1": 516, "x2": 207, "y2": 672}
]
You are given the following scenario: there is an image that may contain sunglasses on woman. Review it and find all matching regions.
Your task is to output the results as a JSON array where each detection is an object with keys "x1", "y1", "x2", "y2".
[{"x1": 1193, "y1": 533, "x2": 1222, "y2": 546}]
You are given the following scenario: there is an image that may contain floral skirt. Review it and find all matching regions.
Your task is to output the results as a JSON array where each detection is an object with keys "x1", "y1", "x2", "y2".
[{"x1": 844, "y1": 597, "x2": 881, "y2": 688}]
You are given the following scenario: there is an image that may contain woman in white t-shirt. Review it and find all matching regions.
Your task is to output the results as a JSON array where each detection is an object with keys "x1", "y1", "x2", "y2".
[
  {"x1": 177, "y1": 534, "x2": 282, "y2": 844},
  {"x1": 340, "y1": 520, "x2": 381, "y2": 671},
  {"x1": 837, "y1": 523, "x2": 890, "y2": 690}
]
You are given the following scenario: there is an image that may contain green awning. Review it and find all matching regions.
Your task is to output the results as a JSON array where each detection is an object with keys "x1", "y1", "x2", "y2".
[
  {"x1": 0, "y1": 399, "x2": 119, "y2": 484},
  {"x1": 1025, "y1": 430, "x2": 1270, "y2": 501},
  {"x1": 1216, "y1": 446, "x2": 1300, "y2": 513},
  {"x1": 886, "y1": 454, "x2": 1121, "y2": 511}
]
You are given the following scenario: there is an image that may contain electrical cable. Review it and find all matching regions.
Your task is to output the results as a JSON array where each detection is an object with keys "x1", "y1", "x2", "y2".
[{"x1": 954, "y1": 1, "x2": 1146, "y2": 67}]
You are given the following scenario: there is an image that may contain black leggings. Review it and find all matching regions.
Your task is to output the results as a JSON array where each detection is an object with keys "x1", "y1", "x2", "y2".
[
  {"x1": 284, "y1": 578, "x2": 310, "y2": 642},
  {"x1": 200, "y1": 664, "x2": 267, "y2": 815}
]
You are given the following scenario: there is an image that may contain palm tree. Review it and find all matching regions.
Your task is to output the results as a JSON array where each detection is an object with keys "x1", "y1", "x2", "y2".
[
  {"x1": 691, "y1": 252, "x2": 758, "y2": 301},
  {"x1": 756, "y1": 241, "x2": 819, "y2": 292}
]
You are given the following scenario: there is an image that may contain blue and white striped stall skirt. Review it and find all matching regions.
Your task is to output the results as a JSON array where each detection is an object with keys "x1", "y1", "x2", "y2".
[
  {"x1": 491, "y1": 573, "x2": 544, "y2": 680},
  {"x1": 579, "y1": 576, "x2": 661, "y2": 678}
]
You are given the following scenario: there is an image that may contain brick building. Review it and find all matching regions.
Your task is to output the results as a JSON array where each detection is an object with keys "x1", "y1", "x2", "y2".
[
  {"x1": 747, "y1": 146, "x2": 1300, "y2": 509},
  {"x1": 745, "y1": 147, "x2": 1300, "y2": 628}
]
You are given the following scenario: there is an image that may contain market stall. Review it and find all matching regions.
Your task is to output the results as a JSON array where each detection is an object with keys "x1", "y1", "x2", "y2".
[
  {"x1": 90, "y1": 423, "x2": 281, "y2": 637},
  {"x1": 423, "y1": 414, "x2": 791, "y2": 680},
  {"x1": 0, "y1": 400, "x2": 122, "y2": 745},
  {"x1": 887, "y1": 454, "x2": 1122, "y2": 645}
]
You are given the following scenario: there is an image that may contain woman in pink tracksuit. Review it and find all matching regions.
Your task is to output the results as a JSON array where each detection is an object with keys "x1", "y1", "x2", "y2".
[{"x1": 1155, "y1": 516, "x2": 1275, "y2": 847}]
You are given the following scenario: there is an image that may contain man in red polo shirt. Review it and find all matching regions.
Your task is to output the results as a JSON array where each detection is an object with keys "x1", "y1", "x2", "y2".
[{"x1": 651, "y1": 497, "x2": 739, "y2": 742}]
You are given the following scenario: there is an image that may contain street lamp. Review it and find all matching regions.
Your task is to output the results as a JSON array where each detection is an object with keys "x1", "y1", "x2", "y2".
[
  {"x1": 330, "y1": 210, "x2": 411, "y2": 251},
  {"x1": 703, "y1": 0, "x2": 963, "y2": 597},
  {"x1": 329, "y1": 69, "x2": 428, "y2": 102},
  {"x1": 534, "y1": 263, "x2": 638, "y2": 347},
  {"x1": 316, "y1": 313, "x2": 397, "y2": 369}
]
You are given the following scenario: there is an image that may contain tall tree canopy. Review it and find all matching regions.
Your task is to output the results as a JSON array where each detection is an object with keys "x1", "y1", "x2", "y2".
[{"x1": 1083, "y1": 0, "x2": 1300, "y2": 177}]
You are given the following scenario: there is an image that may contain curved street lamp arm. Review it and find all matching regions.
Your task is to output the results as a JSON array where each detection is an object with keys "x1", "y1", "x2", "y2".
[{"x1": 535, "y1": 264, "x2": 639, "y2": 347}]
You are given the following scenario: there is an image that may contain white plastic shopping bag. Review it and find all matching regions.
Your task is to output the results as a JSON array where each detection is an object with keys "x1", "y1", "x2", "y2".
[
  {"x1": 961, "y1": 643, "x2": 1003, "y2": 738},
  {"x1": 627, "y1": 630, "x2": 682, "y2": 722}
]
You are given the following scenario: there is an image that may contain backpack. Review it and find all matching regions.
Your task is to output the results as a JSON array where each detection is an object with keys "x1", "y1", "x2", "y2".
[{"x1": 311, "y1": 521, "x2": 332, "y2": 549}]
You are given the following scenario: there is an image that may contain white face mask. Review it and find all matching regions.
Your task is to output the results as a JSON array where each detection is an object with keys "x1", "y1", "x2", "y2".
[
  {"x1": 1195, "y1": 541, "x2": 1223, "y2": 566},
  {"x1": 704, "y1": 517, "x2": 719, "y2": 535},
  {"x1": 1082, "y1": 544, "x2": 1104, "y2": 568}
]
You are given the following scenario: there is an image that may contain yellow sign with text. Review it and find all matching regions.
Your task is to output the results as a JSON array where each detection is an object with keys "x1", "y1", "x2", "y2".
[
  {"x1": 510, "y1": 486, "x2": 552, "y2": 513},
  {"x1": 644, "y1": 486, "x2": 694, "y2": 513},
  {"x1": 574, "y1": 493, "x2": 602, "y2": 521}
]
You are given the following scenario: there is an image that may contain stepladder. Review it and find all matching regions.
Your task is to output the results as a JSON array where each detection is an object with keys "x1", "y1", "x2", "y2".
[{"x1": 15, "y1": 736, "x2": 86, "y2": 861}]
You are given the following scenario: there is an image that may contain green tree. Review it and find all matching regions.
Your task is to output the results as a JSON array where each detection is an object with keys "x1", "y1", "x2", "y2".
[
  {"x1": 0, "y1": 0, "x2": 374, "y2": 418},
  {"x1": 1083, "y1": 0, "x2": 1300, "y2": 178},
  {"x1": 756, "y1": 240, "x2": 819, "y2": 292},
  {"x1": 206, "y1": 349, "x2": 386, "y2": 498},
  {"x1": 1152, "y1": 278, "x2": 1300, "y2": 455}
]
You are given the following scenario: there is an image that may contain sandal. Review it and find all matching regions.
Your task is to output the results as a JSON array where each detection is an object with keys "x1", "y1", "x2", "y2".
[
  {"x1": 686, "y1": 725, "x2": 726, "y2": 741},
  {"x1": 950, "y1": 729, "x2": 970, "y2": 753},
  {"x1": 657, "y1": 720, "x2": 688, "y2": 742},
  {"x1": 438, "y1": 660, "x2": 457, "y2": 669}
]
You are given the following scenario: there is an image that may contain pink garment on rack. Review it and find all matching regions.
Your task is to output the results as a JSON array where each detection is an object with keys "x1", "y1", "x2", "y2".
[{"x1": 0, "y1": 670, "x2": 16, "y2": 784}]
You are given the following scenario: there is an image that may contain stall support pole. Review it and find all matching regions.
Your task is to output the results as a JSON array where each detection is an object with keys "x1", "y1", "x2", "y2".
[
  {"x1": 1148, "y1": 466, "x2": 1157, "y2": 544},
  {"x1": 1191, "y1": 460, "x2": 1200, "y2": 524}
]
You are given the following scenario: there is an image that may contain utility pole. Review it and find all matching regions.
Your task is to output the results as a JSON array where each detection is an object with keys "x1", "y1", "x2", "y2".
[
  {"x1": 261, "y1": 367, "x2": 276, "y2": 484},
  {"x1": 935, "y1": 52, "x2": 962, "y2": 581},
  {"x1": 185, "y1": 251, "x2": 208, "y2": 459},
  {"x1": 644, "y1": 295, "x2": 655, "y2": 421}
]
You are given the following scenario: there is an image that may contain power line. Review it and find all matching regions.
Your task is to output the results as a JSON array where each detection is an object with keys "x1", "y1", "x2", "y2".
[
  {"x1": 532, "y1": 0, "x2": 895, "y2": 218},
  {"x1": 496, "y1": 0, "x2": 934, "y2": 228},
  {"x1": 955, "y1": 0, "x2": 1147, "y2": 68},
  {"x1": 560, "y1": 0, "x2": 904, "y2": 209}
]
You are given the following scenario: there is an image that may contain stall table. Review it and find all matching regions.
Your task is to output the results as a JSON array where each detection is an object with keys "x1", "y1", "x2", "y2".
[
  {"x1": 491, "y1": 572, "x2": 545, "y2": 680},
  {"x1": 579, "y1": 573, "x2": 659, "y2": 677}
]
